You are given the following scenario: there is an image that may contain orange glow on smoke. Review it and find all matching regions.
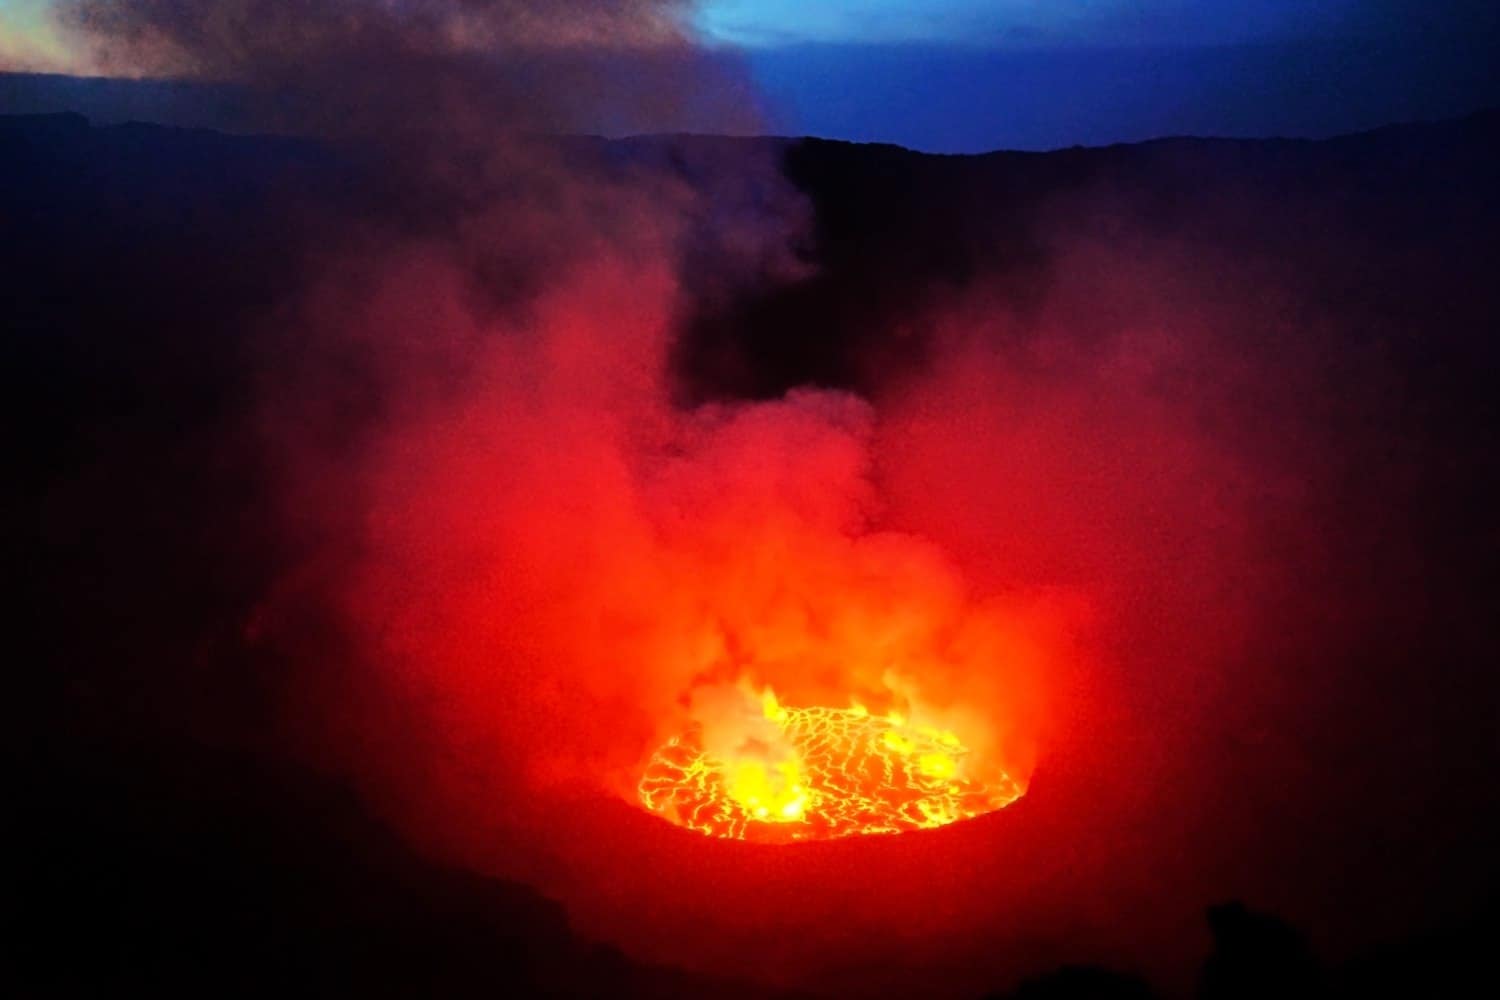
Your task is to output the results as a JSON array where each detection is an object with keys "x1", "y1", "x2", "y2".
[{"x1": 639, "y1": 688, "x2": 1024, "y2": 841}]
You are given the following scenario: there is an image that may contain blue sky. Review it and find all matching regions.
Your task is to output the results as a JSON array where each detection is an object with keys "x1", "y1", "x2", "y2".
[
  {"x1": 694, "y1": 1, "x2": 1353, "y2": 48},
  {"x1": 3, "y1": 1, "x2": 1498, "y2": 152},
  {"x1": 694, "y1": 1, "x2": 1500, "y2": 151}
]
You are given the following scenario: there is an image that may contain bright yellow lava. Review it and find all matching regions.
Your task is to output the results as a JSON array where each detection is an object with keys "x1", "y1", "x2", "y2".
[{"x1": 638, "y1": 694, "x2": 1023, "y2": 842}]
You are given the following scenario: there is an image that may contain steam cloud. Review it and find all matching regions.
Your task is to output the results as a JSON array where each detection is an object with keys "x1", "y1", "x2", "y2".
[
  {"x1": 41, "y1": 0, "x2": 1056, "y2": 851},
  {"x1": 52, "y1": 0, "x2": 756, "y2": 137}
]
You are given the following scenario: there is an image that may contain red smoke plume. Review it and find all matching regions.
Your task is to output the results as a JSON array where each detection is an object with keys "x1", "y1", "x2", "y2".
[{"x1": 248, "y1": 203, "x2": 1312, "y2": 994}]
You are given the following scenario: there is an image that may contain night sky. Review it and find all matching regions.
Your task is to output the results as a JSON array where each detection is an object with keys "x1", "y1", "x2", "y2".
[
  {"x1": 702, "y1": 0, "x2": 1500, "y2": 150},
  {"x1": 2, "y1": 1, "x2": 1498, "y2": 150}
]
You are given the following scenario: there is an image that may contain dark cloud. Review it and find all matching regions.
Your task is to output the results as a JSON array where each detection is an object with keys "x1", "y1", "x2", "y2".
[{"x1": 53, "y1": 0, "x2": 760, "y2": 140}]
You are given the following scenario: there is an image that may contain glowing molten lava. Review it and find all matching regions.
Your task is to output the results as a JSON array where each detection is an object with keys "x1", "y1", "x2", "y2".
[{"x1": 639, "y1": 691, "x2": 1023, "y2": 841}]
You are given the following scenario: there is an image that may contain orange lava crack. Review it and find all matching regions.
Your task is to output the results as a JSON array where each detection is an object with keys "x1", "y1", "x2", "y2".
[{"x1": 639, "y1": 704, "x2": 1022, "y2": 842}]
